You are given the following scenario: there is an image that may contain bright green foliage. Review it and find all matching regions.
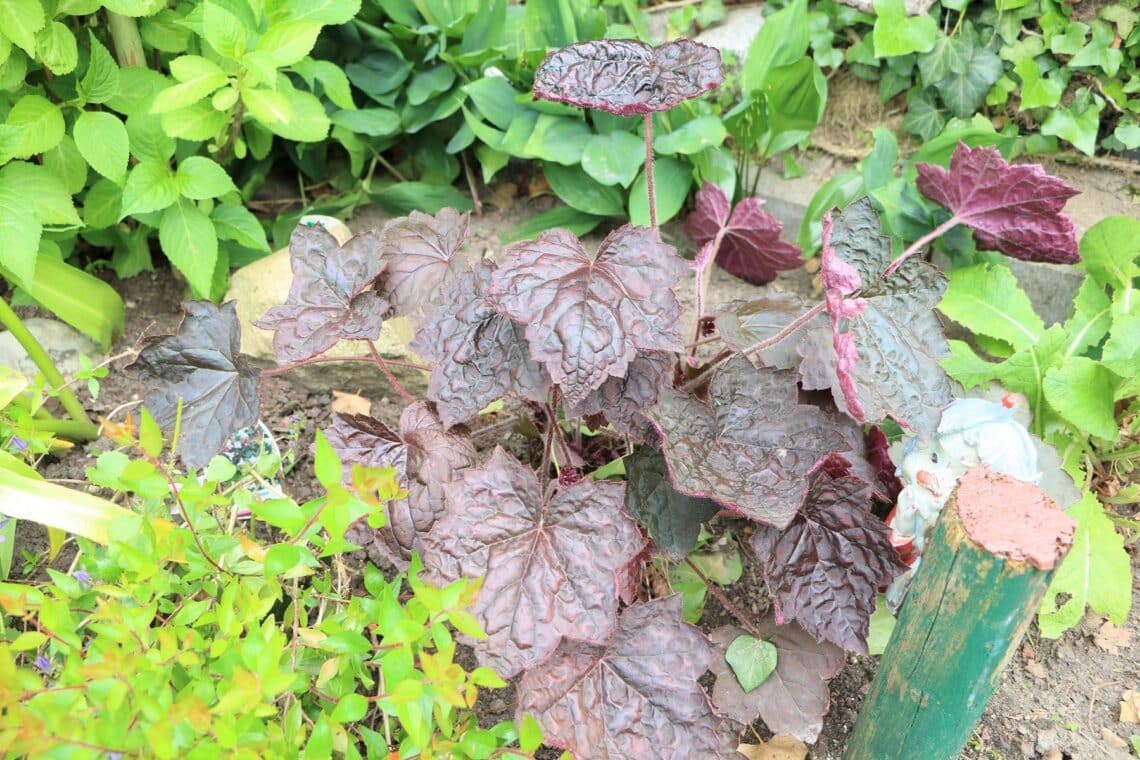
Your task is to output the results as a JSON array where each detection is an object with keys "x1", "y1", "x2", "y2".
[
  {"x1": 872, "y1": 0, "x2": 938, "y2": 56},
  {"x1": 663, "y1": 527, "x2": 744, "y2": 624},
  {"x1": 0, "y1": 426, "x2": 537, "y2": 758},
  {"x1": 725, "y1": 634, "x2": 778, "y2": 692}
]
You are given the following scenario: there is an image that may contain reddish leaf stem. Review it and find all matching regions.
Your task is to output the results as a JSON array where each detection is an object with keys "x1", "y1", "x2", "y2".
[
  {"x1": 539, "y1": 394, "x2": 559, "y2": 487},
  {"x1": 261, "y1": 353, "x2": 429, "y2": 377},
  {"x1": 644, "y1": 113, "x2": 657, "y2": 228},
  {"x1": 881, "y1": 216, "x2": 960, "y2": 278},
  {"x1": 683, "y1": 556, "x2": 762, "y2": 638},
  {"x1": 688, "y1": 228, "x2": 727, "y2": 360},
  {"x1": 367, "y1": 340, "x2": 414, "y2": 405}
]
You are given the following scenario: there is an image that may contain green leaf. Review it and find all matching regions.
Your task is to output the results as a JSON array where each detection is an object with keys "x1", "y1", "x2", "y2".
[
  {"x1": 690, "y1": 145, "x2": 736, "y2": 199},
  {"x1": 654, "y1": 115, "x2": 726, "y2": 155},
  {"x1": 1043, "y1": 357, "x2": 1119, "y2": 440},
  {"x1": 725, "y1": 634, "x2": 778, "y2": 692},
  {"x1": 201, "y1": 1, "x2": 250, "y2": 59},
  {"x1": 0, "y1": 255, "x2": 123, "y2": 349},
  {"x1": 264, "y1": 543, "x2": 307, "y2": 577},
  {"x1": 5, "y1": 95, "x2": 65, "y2": 159},
  {"x1": 1103, "y1": 307, "x2": 1140, "y2": 380},
  {"x1": 1042, "y1": 97, "x2": 1104, "y2": 156},
  {"x1": 330, "y1": 693, "x2": 368, "y2": 723},
  {"x1": 369, "y1": 181, "x2": 474, "y2": 215},
  {"x1": 543, "y1": 162, "x2": 624, "y2": 217},
  {"x1": 151, "y1": 56, "x2": 229, "y2": 114},
  {"x1": 329, "y1": 107, "x2": 400, "y2": 137},
  {"x1": 73, "y1": 111, "x2": 129, "y2": 186},
  {"x1": 159, "y1": 198, "x2": 218, "y2": 298},
  {"x1": 1015, "y1": 58, "x2": 1065, "y2": 110},
  {"x1": 1078, "y1": 215, "x2": 1140, "y2": 292},
  {"x1": 160, "y1": 101, "x2": 228, "y2": 141},
  {"x1": 106, "y1": 67, "x2": 168, "y2": 117},
  {"x1": 873, "y1": 0, "x2": 938, "y2": 56},
  {"x1": 248, "y1": 20, "x2": 322, "y2": 69},
  {"x1": 580, "y1": 131, "x2": 645, "y2": 187},
  {"x1": 121, "y1": 161, "x2": 180, "y2": 218},
  {"x1": 262, "y1": 80, "x2": 330, "y2": 142},
  {"x1": 212, "y1": 203, "x2": 269, "y2": 251},
  {"x1": 940, "y1": 264, "x2": 1043, "y2": 351},
  {"x1": 0, "y1": 162, "x2": 80, "y2": 228},
  {"x1": 84, "y1": 179, "x2": 122, "y2": 228},
  {"x1": 41, "y1": 135, "x2": 87, "y2": 195},
  {"x1": 902, "y1": 89, "x2": 946, "y2": 141},
  {"x1": 501, "y1": 205, "x2": 603, "y2": 243},
  {"x1": 0, "y1": 0, "x2": 44, "y2": 56},
  {"x1": 407, "y1": 66, "x2": 457, "y2": 106},
  {"x1": 522, "y1": 114, "x2": 592, "y2": 166},
  {"x1": 292, "y1": 58, "x2": 356, "y2": 110},
  {"x1": 931, "y1": 41, "x2": 1003, "y2": 118},
  {"x1": 1039, "y1": 490, "x2": 1131, "y2": 638},
  {"x1": 1061, "y1": 277, "x2": 1112, "y2": 358},
  {"x1": 629, "y1": 156, "x2": 691, "y2": 226},
  {"x1": 138, "y1": 407, "x2": 163, "y2": 458},
  {"x1": 1069, "y1": 20, "x2": 1122, "y2": 77},
  {"x1": 994, "y1": 325, "x2": 1066, "y2": 430},
  {"x1": 285, "y1": 0, "x2": 361, "y2": 24},
  {"x1": 0, "y1": 169, "x2": 40, "y2": 287},
  {"x1": 463, "y1": 76, "x2": 522, "y2": 130},
  {"x1": 35, "y1": 21, "x2": 77, "y2": 75},
  {"x1": 867, "y1": 594, "x2": 897, "y2": 656},
  {"x1": 741, "y1": 0, "x2": 809, "y2": 91},
  {"x1": 126, "y1": 113, "x2": 176, "y2": 163},
  {"x1": 314, "y1": 430, "x2": 341, "y2": 488},
  {"x1": 176, "y1": 156, "x2": 238, "y2": 200},
  {"x1": 763, "y1": 57, "x2": 827, "y2": 152},
  {"x1": 519, "y1": 713, "x2": 543, "y2": 753},
  {"x1": 861, "y1": 127, "x2": 898, "y2": 191}
]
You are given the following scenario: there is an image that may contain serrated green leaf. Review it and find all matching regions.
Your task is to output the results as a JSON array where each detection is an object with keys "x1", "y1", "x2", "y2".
[
  {"x1": 1061, "y1": 277, "x2": 1112, "y2": 358},
  {"x1": 285, "y1": 0, "x2": 361, "y2": 24},
  {"x1": 35, "y1": 21, "x2": 77, "y2": 75},
  {"x1": 4, "y1": 94, "x2": 65, "y2": 159},
  {"x1": 0, "y1": 170, "x2": 40, "y2": 287},
  {"x1": 580, "y1": 130, "x2": 644, "y2": 187},
  {"x1": 176, "y1": 156, "x2": 237, "y2": 200},
  {"x1": 941, "y1": 339, "x2": 1000, "y2": 389},
  {"x1": 1039, "y1": 490, "x2": 1131, "y2": 638},
  {"x1": 126, "y1": 113, "x2": 176, "y2": 163},
  {"x1": 1102, "y1": 305, "x2": 1140, "y2": 380},
  {"x1": 1078, "y1": 215, "x2": 1140, "y2": 292},
  {"x1": 873, "y1": 0, "x2": 938, "y2": 56},
  {"x1": 159, "y1": 101, "x2": 228, "y2": 141},
  {"x1": 0, "y1": 0, "x2": 44, "y2": 56},
  {"x1": 995, "y1": 325, "x2": 1067, "y2": 431},
  {"x1": 121, "y1": 161, "x2": 180, "y2": 218},
  {"x1": 106, "y1": 67, "x2": 168, "y2": 117},
  {"x1": 1043, "y1": 357, "x2": 1119, "y2": 440},
  {"x1": 725, "y1": 634, "x2": 778, "y2": 692},
  {"x1": 151, "y1": 56, "x2": 228, "y2": 114},
  {"x1": 159, "y1": 198, "x2": 218, "y2": 297},
  {"x1": 212, "y1": 203, "x2": 269, "y2": 251},
  {"x1": 83, "y1": 178, "x2": 122, "y2": 228},
  {"x1": 0, "y1": 162, "x2": 80, "y2": 230},
  {"x1": 73, "y1": 111, "x2": 129, "y2": 186},
  {"x1": 940, "y1": 264, "x2": 1043, "y2": 351},
  {"x1": 41, "y1": 135, "x2": 87, "y2": 194},
  {"x1": 201, "y1": 1, "x2": 249, "y2": 59},
  {"x1": 260, "y1": 80, "x2": 330, "y2": 142},
  {"x1": 247, "y1": 20, "x2": 322, "y2": 70},
  {"x1": 369, "y1": 180, "x2": 473, "y2": 215},
  {"x1": 292, "y1": 58, "x2": 356, "y2": 110}
]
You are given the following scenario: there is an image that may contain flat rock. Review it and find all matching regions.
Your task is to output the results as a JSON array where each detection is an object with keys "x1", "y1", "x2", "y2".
[{"x1": 0, "y1": 318, "x2": 104, "y2": 382}]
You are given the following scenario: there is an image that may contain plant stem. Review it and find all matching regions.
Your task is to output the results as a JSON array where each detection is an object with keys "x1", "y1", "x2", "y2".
[
  {"x1": 688, "y1": 227, "x2": 727, "y2": 360},
  {"x1": 0, "y1": 298, "x2": 96, "y2": 436},
  {"x1": 261, "y1": 353, "x2": 429, "y2": 377},
  {"x1": 881, "y1": 217, "x2": 961, "y2": 278},
  {"x1": 643, "y1": 113, "x2": 657, "y2": 228},
  {"x1": 367, "y1": 341, "x2": 414, "y2": 405},
  {"x1": 683, "y1": 556, "x2": 761, "y2": 638},
  {"x1": 27, "y1": 417, "x2": 100, "y2": 440},
  {"x1": 105, "y1": 12, "x2": 145, "y2": 68}
]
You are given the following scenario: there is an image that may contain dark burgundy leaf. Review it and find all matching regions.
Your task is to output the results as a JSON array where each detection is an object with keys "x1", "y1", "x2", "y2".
[
  {"x1": 708, "y1": 621, "x2": 844, "y2": 743},
  {"x1": 749, "y1": 455, "x2": 907, "y2": 654},
  {"x1": 491, "y1": 224, "x2": 686, "y2": 405},
  {"x1": 517, "y1": 596, "x2": 742, "y2": 760},
  {"x1": 821, "y1": 198, "x2": 952, "y2": 431},
  {"x1": 378, "y1": 208, "x2": 473, "y2": 316},
  {"x1": 325, "y1": 403, "x2": 475, "y2": 569},
  {"x1": 645, "y1": 356, "x2": 854, "y2": 529},
  {"x1": 866, "y1": 426, "x2": 902, "y2": 501},
  {"x1": 533, "y1": 38, "x2": 724, "y2": 116},
  {"x1": 626, "y1": 446, "x2": 719, "y2": 560},
  {"x1": 916, "y1": 142, "x2": 1079, "y2": 264},
  {"x1": 128, "y1": 301, "x2": 260, "y2": 470},
  {"x1": 421, "y1": 447, "x2": 646, "y2": 677},
  {"x1": 253, "y1": 224, "x2": 387, "y2": 364},
  {"x1": 716, "y1": 292, "x2": 827, "y2": 371},
  {"x1": 411, "y1": 260, "x2": 551, "y2": 428},
  {"x1": 685, "y1": 182, "x2": 803, "y2": 285},
  {"x1": 566, "y1": 350, "x2": 673, "y2": 442}
]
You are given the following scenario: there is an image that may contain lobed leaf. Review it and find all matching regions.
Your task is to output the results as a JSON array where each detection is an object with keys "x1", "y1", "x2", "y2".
[
  {"x1": 748, "y1": 455, "x2": 907, "y2": 654},
  {"x1": 646, "y1": 356, "x2": 855, "y2": 529},
  {"x1": 685, "y1": 182, "x2": 802, "y2": 285},
  {"x1": 625, "y1": 446, "x2": 719, "y2": 560},
  {"x1": 821, "y1": 197, "x2": 952, "y2": 431},
  {"x1": 253, "y1": 223, "x2": 387, "y2": 364},
  {"x1": 128, "y1": 301, "x2": 260, "y2": 470},
  {"x1": 517, "y1": 596, "x2": 741, "y2": 760},
  {"x1": 708, "y1": 621, "x2": 844, "y2": 743},
  {"x1": 565, "y1": 350, "x2": 673, "y2": 442},
  {"x1": 716, "y1": 292, "x2": 827, "y2": 371},
  {"x1": 421, "y1": 447, "x2": 646, "y2": 677},
  {"x1": 491, "y1": 224, "x2": 686, "y2": 405},
  {"x1": 377, "y1": 207, "x2": 473, "y2": 316},
  {"x1": 533, "y1": 38, "x2": 724, "y2": 116},
  {"x1": 915, "y1": 142, "x2": 1079, "y2": 264},
  {"x1": 411, "y1": 260, "x2": 551, "y2": 429}
]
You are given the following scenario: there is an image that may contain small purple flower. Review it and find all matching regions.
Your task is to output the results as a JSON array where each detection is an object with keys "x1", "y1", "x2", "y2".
[
  {"x1": 34, "y1": 655, "x2": 51, "y2": 673},
  {"x1": 74, "y1": 569, "x2": 92, "y2": 587},
  {"x1": 106, "y1": 754, "x2": 123, "y2": 760},
  {"x1": 9, "y1": 436, "x2": 26, "y2": 452}
]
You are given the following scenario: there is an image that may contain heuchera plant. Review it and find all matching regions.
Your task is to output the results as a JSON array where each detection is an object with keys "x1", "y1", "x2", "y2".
[{"x1": 127, "y1": 38, "x2": 1084, "y2": 757}]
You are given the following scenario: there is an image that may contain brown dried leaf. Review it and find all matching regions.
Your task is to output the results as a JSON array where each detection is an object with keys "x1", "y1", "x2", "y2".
[
  {"x1": 736, "y1": 737, "x2": 809, "y2": 760},
  {"x1": 1094, "y1": 621, "x2": 1132, "y2": 656},
  {"x1": 331, "y1": 391, "x2": 370, "y2": 416},
  {"x1": 1119, "y1": 690, "x2": 1140, "y2": 723}
]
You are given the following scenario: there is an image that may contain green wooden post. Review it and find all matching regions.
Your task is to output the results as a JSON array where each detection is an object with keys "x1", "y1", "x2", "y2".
[{"x1": 844, "y1": 467, "x2": 1075, "y2": 760}]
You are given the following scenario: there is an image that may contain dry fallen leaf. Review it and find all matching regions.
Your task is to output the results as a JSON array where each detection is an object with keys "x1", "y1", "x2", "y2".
[
  {"x1": 1100, "y1": 726, "x2": 1129, "y2": 751},
  {"x1": 737, "y1": 736, "x2": 809, "y2": 760},
  {"x1": 331, "y1": 391, "x2": 371, "y2": 416},
  {"x1": 485, "y1": 182, "x2": 517, "y2": 210},
  {"x1": 1027, "y1": 661, "x2": 1047, "y2": 679},
  {"x1": 1095, "y1": 621, "x2": 1132, "y2": 656},
  {"x1": 1042, "y1": 749, "x2": 1062, "y2": 760},
  {"x1": 1119, "y1": 690, "x2": 1140, "y2": 723}
]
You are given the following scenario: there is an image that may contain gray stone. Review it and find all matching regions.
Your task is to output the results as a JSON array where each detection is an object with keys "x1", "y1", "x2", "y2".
[
  {"x1": 834, "y1": 0, "x2": 937, "y2": 14},
  {"x1": 0, "y1": 318, "x2": 104, "y2": 382},
  {"x1": 223, "y1": 215, "x2": 427, "y2": 399},
  {"x1": 694, "y1": 5, "x2": 766, "y2": 63}
]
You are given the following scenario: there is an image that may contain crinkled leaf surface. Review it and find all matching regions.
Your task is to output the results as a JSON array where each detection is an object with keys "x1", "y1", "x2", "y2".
[
  {"x1": 717, "y1": 292, "x2": 827, "y2": 371},
  {"x1": 412, "y1": 260, "x2": 550, "y2": 428},
  {"x1": 566, "y1": 350, "x2": 673, "y2": 442},
  {"x1": 517, "y1": 596, "x2": 741, "y2": 760},
  {"x1": 685, "y1": 182, "x2": 802, "y2": 285},
  {"x1": 128, "y1": 301, "x2": 260, "y2": 470},
  {"x1": 421, "y1": 447, "x2": 646, "y2": 677},
  {"x1": 709, "y1": 621, "x2": 844, "y2": 743},
  {"x1": 491, "y1": 224, "x2": 686, "y2": 405},
  {"x1": 821, "y1": 197, "x2": 952, "y2": 432},
  {"x1": 253, "y1": 224, "x2": 387, "y2": 364},
  {"x1": 378, "y1": 207, "x2": 473, "y2": 316},
  {"x1": 625, "y1": 446, "x2": 719, "y2": 560},
  {"x1": 533, "y1": 39, "x2": 724, "y2": 116},
  {"x1": 325, "y1": 403, "x2": 475, "y2": 569},
  {"x1": 916, "y1": 142, "x2": 1079, "y2": 264},
  {"x1": 748, "y1": 456, "x2": 906, "y2": 654},
  {"x1": 646, "y1": 356, "x2": 853, "y2": 529}
]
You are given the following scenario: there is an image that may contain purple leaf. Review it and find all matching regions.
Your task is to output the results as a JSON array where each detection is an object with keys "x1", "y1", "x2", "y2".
[
  {"x1": 253, "y1": 224, "x2": 387, "y2": 364},
  {"x1": 378, "y1": 208, "x2": 473, "y2": 316},
  {"x1": 411, "y1": 260, "x2": 551, "y2": 429},
  {"x1": 566, "y1": 350, "x2": 674, "y2": 442},
  {"x1": 325, "y1": 403, "x2": 475, "y2": 569},
  {"x1": 533, "y1": 38, "x2": 724, "y2": 116},
  {"x1": 491, "y1": 224, "x2": 686, "y2": 405},
  {"x1": 645, "y1": 356, "x2": 855, "y2": 529},
  {"x1": 685, "y1": 182, "x2": 803, "y2": 285},
  {"x1": 708, "y1": 621, "x2": 844, "y2": 743},
  {"x1": 626, "y1": 446, "x2": 720, "y2": 560},
  {"x1": 916, "y1": 142, "x2": 1079, "y2": 264},
  {"x1": 821, "y1": 198, "x2": 952, "y2": 432},
  {"x1": 866, "y1": 425, "x2": 902, "y2": 501},
  {"x1": 128, "y1": 301, "x2": 260, "y2": 470},
  {"x1": 517, "y1": 596, "x2": 742, "y2": 760},
  {"x1": 748, "y1": 455, "x2": 907, "y2": 654},
  {"x1": 421, "y1": 447, "x2": 646, "y2": 677},
  {"x1": 716, "y1": 292, "x2": 827, "y2": 371}
]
